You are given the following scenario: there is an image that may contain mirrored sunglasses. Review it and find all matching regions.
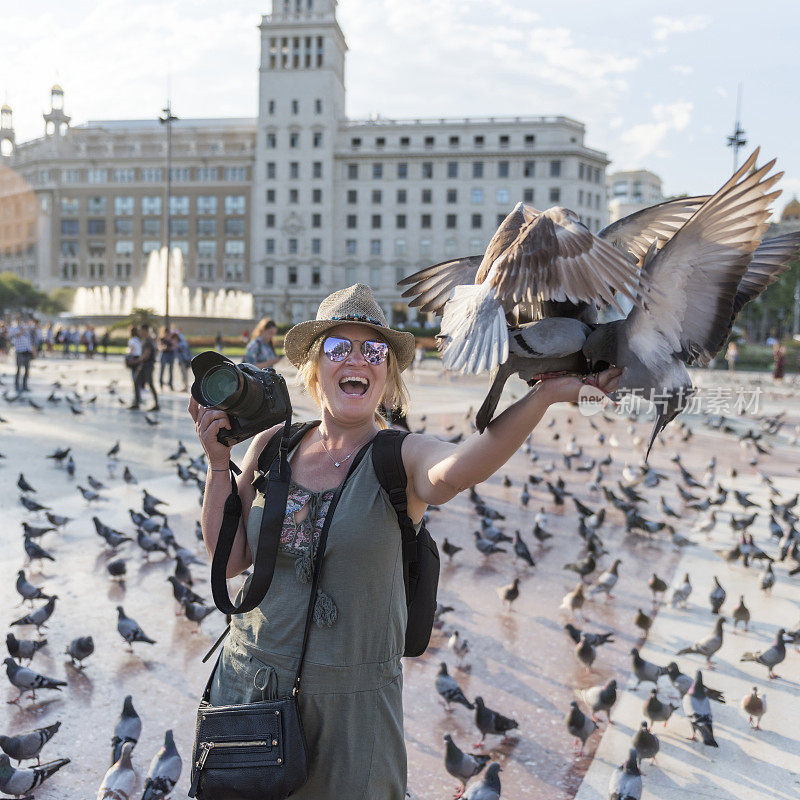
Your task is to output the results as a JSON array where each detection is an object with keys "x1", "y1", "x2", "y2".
[{"x1": 322, "y1": 335, "x2": 389, "y2": 365}]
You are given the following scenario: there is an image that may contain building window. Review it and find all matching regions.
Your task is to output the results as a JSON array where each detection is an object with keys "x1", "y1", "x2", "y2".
[
  {"x1": 499, "y1": 134, "x2": 509, "y2": 149},
  {"x1": 268, "y1": 100, "x2": 275, "y2": 115},
  {"x1": 523, "y1": 188, "x2": 534, "y2": 203},
  {"x1": 113, "y1": 168, "x2": 136, "y2": 183},
  {"x1": 266, "y1": 189, "x2": 276, "y2": 203},
  {"x1": 422, "y1": 162, "x2": 433, "y2": 179},
  {"x1": 496, "y1": 213, "x2": 506, "y2": 226},
  {"x1": 399, "y1": 136, "x2": 410, "y2": 148},
  {"x1": 265, "y1": 238, "x2": 275, "y2": 254},
  {"x1": 312, "y1": 188, "x2": 322, "y2": 203},
  {"x1": 313, "y1": 131, "x2": 323, "y2": 148},
  {"x1": 141, "y1": 240, "x2": 160, "y2": 255},
  {"x1": 61, "y1": 197, "x2": 79, "y2": 215},
  {"x1": 113, "y1": 196, "x2": 133, "y2": 215},
  {"x1": 449, "y1": 135, "x2": 459, "y2": 148},
  {"x1": 266, "y1": 132, "x2": 277, "y2": 148},
  {"x1": 579, "y1": 164, "x2": 585, "y2": 181},
  {"x1": 524, "y1": 160, "x2": 536, "y2": 178},
  {"x1": 60, "y1": 240, "x2": 79, "y2": 256},
  {"x1": 345, "y1": 239, "x2": 357, "y2": 255},
  {"x1": 472, "y1": 162, "x2": 483, "y2": 179},
  {"x1": 197, "y1": 196, "x2": 216, "y2": 215},
  {"x1": 347, "y1": 163, "x2": 358, "y2": 179},
  {"x1": 168, "y1": 196, "x2": 189, "y2": 215},
  {"x1": 265, "y1": 265, "x2": 274, "y2": 285},
  {"x1": 421, "y1": 214, "x2": 431, "y2": 229},
  {"x1": 524, "y1": 134, "x2": 535, "y2": 147},
  {"x1": 376, "y1": 137, "x2": 385, "y2": 149},
  {"x1": 471, "y1": 188, "x2": 483, "y2": 204},
  {"x1": 420, "y1": 239, "x2": 432, "y2": 257},
  {"x1": 549, "y1": 187, "x2": 561, "y2": 203},
  {"x1": 397, "y1": 189, "x2": 407, "y2": 204},
  {"x1": 115, "y1": 218, "x2": 134, "y2": 235},
  {"x1": 225, "y1": 218, "x2": 245, "y2": 236},
  {"x1": 142, "y1": 167, "x2": 162, "y2": 182},
  {"x1": 198, "y1": 219, "x2": 216, "y2": 237},
  {"x1": 578, "y1": 189, "x2": 584, "y2": 204},
  {"x1": 224, "y1": 167, "x2": 247, "y2": 181},
  {"x1": 312, "y1": 213, "x2": 321, "y2": 228},
  {"x1": 315, "y1": 98, "x2": 322, "y2": 114},
  {"x1": 169, "y1": 218, "x2": 189, "y2": 236},
  {"x1": 447, "y1": 189, "x2": 457, "y2": 204},
  {"x1": 445, "y1": 238, "x2": 457, "y2": 255},
  {"x1": 88, "y1": 242, "x2": 105, "y2": 257},
  {"x1": 497, "y1": 188, "x2": 509, "y2": 204},
  {"x1": 63, "y1": 168, "x2": 81, "y2": 183},
  {"x1": 346, "y1": 214, "x2": 357, "y2": 229},
  {"x1": 311, "y1": 266, "x2": 321, "y2": 285},
  {"x1": 446, "y1": 214, "x2": 457, "y2": 229},
  {"x1": 289, "y1": 131, "x2": 300, "y2": 148},
  {"x1": 169, "y1": 167, "x2": 191, "y2": 182},
  {"x1": 312, "y1": 161, "x2": 322, "y2": 179},
  {"x1": 288, "y1": 266, "x2": 298, "y2": 284},
  {"x1": 372, "y1": 189, "x2": 382, "y2": 204},
  {"x1": 471, "y1": 213, "x2": 482, "y2": 229},
  {"x1": 115, "y1": 240, "x2": 134, "y2": 256},
  {"x1": 291, "y1": 99, "x2": 298, "y2": 115},
  {"x1": 370, "y1": 239, "x2": 381, "y2": 255},
  {"x1": 345, "y1": 266, "x2": 357, "y2": 284},
  {"x1": 550, "y1": 160, "x2": 562, "y2": 177},
  {"x1": 266, "y1": 213, "x2": 275, "y2": 228},
  {"x1": 371, "y1": 214, "x2": 382, "y2": 229},
  {"x1": 370, "y1": 265, "x2": 381, "y2": 287},
  {"x1": 312, "y1": 238, "x2": 321, "y2": 255},
  {"x1": 447, "y1": 162, "x2": 458, "y2": 178},
  {"x1": 198, "y1": 240, "x2": 216, "y2": 257},
  {"x1": 396, "y1": 214, "x2": 406, "y2": 229},
  {"x1": 347, "y1": 190, "x2": 357, "y2": 204},
  {"x1": 424, "y1": 135, "x2": 435, "y2": 149},
  {"x1": 288, "y1": 239, "x2": 298, "y2": 254},
  {"x1": 142, "y1": 218, "x2": 161, "y2": 236},
  {"x1": 87, "y1": 196, "x2": 106, "y2": 214},
  {"x1": 267, "y1": 162, "x2": 276, "y2": 180},
  {"x1": 421, "y1": 189, "x2": 432, "y2": 204},
  {"x1": 87, "y1": 168, "x2": 108, "y2": 183},
  {"x1": 290, "y1": 162, "x2": 300, "y2": 179},
  {"x1": 198, "y1": 167, "x2": 217, "y2": 182},
  {"x1": 289, "y1": 188, "x2": 299, "y2": 204},
  {"x1": 87, "y1": 219, "x2": 106, "y2": 235},
  {"x1": 498, "y1": 161, "x2": 509, "y2": 178},
  {"x1": 373, "y1": 163, "x2": 383, "y2": 179},
  {"x1": 397, "y1": 163, "x2": 407, "y2": 179},
  {"x1": 225, "y1": 195, "x2": 246, "y2": 215},
  {"x1": 395, "y1": 239, "x2": 407, "y2": 256},
  {"x1": 473, "y1": 135, "x2": 484, "y2": 148},
  {"x1": 351, "y1": 137, "x2": 361, "y2": 150}
]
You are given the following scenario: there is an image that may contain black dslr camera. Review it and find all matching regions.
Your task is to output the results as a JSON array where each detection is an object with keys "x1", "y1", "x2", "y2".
[{"x1": 190, "y1": 351, "x2": 291, "y2": 447}]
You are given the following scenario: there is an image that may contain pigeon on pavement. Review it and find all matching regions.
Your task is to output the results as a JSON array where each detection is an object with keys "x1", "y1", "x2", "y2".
[
  {"x1": 677, "y1": 617, "x2": 726, "y2": 667},
  {"x1": 141, "y1": 729, "x2": 181, "y2": 800},
  {"x1": 564, "y1": 624, "x2": 614, "y2": 648},
  {"x1": 566, "y1": 701, "x2": 597, "y2": 755},
  {"x1": 3, "y1": 658, "x2": 66, "y2": 703},
  {"x1": 97, "y1": 741, "x2": 135, "y2": 800},
  {"x1": 443, "y1": 734, "x2": 489, "y2": 799},
  {"x1": 589, "y1": 559, "x2": 621, "y2": 598},
  {"x1": 436, "y1": 663, "x2": 474, "y2": 711},
  {"x1": 709, "y1": 576, "x2": 726, "y2": 614},
  {"x1": 630, "y1": 721, "x2": 659, "y2": 766},
  {"x1": 116, "y1": 607, "x2": 156, "y2": 652},
  {"x1": 577, "y1": 679, "x2": 617, "y2": 724},
  {"x1": 10, "y1": 596, "x2": 57, "y2": 634},
  {"x1": 608, "y1": 748, "x2": 642, "y2": 800},
  {"x1": 473, "y1": 697, "x2": 518, "y2": 748},
  {"x1": 643, "y1": 690, "x2": 677, "y2": 728},
  {"x1": 0, "y1": 755, "x2": 69, "y2": 796},
  {"x1": 0, "y1": 722, "x2": 61, "y2": 765},
  {"x1": 64, "y1": 636, "x2": 94, "y2": 668},
  {"x1": 741, "y1": 686, "x2": 766, "y2": 730},
  {"x1": 111, "y1": 696, "x2": 142, "y2": 765},
  {"x1": 14, "y1": 571, "x2": 48, "y2": 605},
  {"x1": 670, "y1": 573, "x2": 692, "y2": 608},
  {"x1": 740, "y1": 628, "x2": 787, "y2": 679},
  {"x1": 462, "y1": 761, "x2": 502, "y2": 800},
  {"x1": 5, "y1": 635, "x2": 47, "y2": 664},
  {"x1": 683, "y1": 670, "x2": 718, "y2": 746},
  {"x1": 630, "y1": 649, "x2": 667, "y2": 689}
]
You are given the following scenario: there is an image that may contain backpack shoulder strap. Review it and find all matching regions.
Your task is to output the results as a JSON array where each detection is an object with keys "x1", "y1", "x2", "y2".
[
  {"x1": 256, "y1": 419, "x2": 320, "y2": 477},
  {"x1": 372, "y1": 429, "x2": 416, "y2": 602}
]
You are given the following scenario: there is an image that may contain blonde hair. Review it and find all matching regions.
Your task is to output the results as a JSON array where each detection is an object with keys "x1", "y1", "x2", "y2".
[{"x1": 295, "y1": 333, "x2": 409, "y2": 429}]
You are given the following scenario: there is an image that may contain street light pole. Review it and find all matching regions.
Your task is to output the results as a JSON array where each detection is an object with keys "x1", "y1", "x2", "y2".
[
  {"x1": 726, "y1": 83, "x2": 746, "y2": 172},
  {"x1": 159, "y1": 103, "x2": 178, "y2": 330}
]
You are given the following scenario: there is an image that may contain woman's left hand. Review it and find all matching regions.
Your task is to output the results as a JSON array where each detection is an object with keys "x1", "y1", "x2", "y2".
[{"x1": 537, "y1": 366, "x2": 624, "y2": 405}]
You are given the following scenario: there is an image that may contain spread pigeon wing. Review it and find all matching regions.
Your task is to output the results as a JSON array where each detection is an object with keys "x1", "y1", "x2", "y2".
[
  {"x1": 625, "y1": 149, "x2": 782, "y2": 370},
  {"x1": 398, "y1": 255, "x2": 484, "y2": 314},
  {"x1": 731, "y1": 230, "x2": 800, "y2": 315},
  {"x1": 478, "y1": 205, "x2": 646, "y2": 314},
  {"x1": 599, "y1": 195, "x2": 711, "y2": 265}
]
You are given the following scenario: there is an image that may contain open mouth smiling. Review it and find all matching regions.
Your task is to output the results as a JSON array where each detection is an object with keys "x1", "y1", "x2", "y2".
[{"x1": 338, "y1": 375, "x2": 370, "y2": 396}]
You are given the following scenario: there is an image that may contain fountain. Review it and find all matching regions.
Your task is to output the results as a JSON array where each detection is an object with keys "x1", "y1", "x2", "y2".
[{"x1": 70, "y1": 247, "x2": 254, "y2": 333}]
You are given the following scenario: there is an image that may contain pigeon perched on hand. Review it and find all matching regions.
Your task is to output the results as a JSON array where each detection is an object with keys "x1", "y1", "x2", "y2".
[
  {"x1": 436, "y1": 663, "x2": 474, "y2": 711},
  {"x1": 141, "y1": 729, "x2": 181, "y2": 800},
  {"x1": 0, "y1": 721, "x2": 60, "y2": 765},
  {"x1": 443, "y1": 734, "x2": 489, "y2": 799}
]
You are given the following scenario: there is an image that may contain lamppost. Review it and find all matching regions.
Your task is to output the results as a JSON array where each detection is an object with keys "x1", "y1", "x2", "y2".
[
  {"x1": 726, "y1": 83, "x2": 746, "y2": 172},
  {"x1": 159, "y1": 103, "x2": 178, "y2": 330}
]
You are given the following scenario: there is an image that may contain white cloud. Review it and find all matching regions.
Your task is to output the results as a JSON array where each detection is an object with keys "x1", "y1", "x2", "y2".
[
  {"x1": 618, "y1": 101, "x2": 693, "y2": 165},
  {"x1": 670, "y1": 65, "x2": 694, "y2": 77},
  {"x1": 652, "y1": 15, "x2": 711, "y2": 41}
]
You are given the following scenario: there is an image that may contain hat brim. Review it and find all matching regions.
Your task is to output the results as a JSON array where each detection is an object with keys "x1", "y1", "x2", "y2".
[{"x1": 283, "y1": 319, "x2": 416, "y2": 371}]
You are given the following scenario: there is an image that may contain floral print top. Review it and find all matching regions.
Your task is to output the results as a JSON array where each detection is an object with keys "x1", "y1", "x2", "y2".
[{"x1": 280, "y1": 480, "x2": 335, "y2": 556}]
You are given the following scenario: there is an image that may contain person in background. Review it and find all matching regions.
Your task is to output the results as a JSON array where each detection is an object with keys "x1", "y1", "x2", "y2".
[
  {"x1": 766, "y1": 328, "x2": 778, "y2": 348},
  {"x1": 242, "y1": 317, "x2": 281, "y2": 369},
  {"x1": 725, "y1": 340, "x2": 738, "y2": 372},
  {"x1": 126, "y1": 325, "x2": 143, "y2": 409},
  {"x1": 131, "y1": 324, "x2": 159, "y2": 411},
  {"x1": 62, "y1": 326, "x2": 71, "y2": 358},
  {"x1": 159, "y1": 325, "x2": 176, "y2": 390},
  {"x1": 100, "y1": 329, "x2": 110, "y2": 359},
  {"x1": 70, "y1": 327, "x2": 81, "y2": 359},
  {"x1": 0, "y1": 323, "x2": 9, "y2": 358},
  {"x1": 174, "y1": 329, "x2": 192, "y2": 392},
  {"x1": 45, "y1": 323, "x2": 55, "y2": 355},
  {"x1": 214, "y1": 331, "x2": 223, "y2": 353},
  {"x1": 773, "y1": 342, "x2": 786, "y2": 383},
  {"x1": 10, "y1": 316, "x2": 35, "y2": 392}
]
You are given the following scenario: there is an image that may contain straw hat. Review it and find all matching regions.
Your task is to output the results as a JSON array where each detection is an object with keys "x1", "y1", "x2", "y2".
[{"x1": 283, "y1": 284, "x2": 416, "y2": 371}]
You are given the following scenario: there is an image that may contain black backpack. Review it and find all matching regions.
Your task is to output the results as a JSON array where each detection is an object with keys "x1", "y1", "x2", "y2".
[{"x1": 256, "y1": 420, "x2": 440, "y2": 658}]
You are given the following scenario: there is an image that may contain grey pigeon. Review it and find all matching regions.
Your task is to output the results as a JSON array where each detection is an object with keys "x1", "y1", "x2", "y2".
[
  {"x1": 564, "y1": 624, "x2": 614, "y2": 648},
  {"x1": 77, "y1": 485, "x2": 102, "y2": 502},
  {"x1": 98, "y1": 740, "x2": 135, "y2": 800},
  {"x1": 577, "y1": 679, "x2": 617, "y2": 724},
  {"x1": 495, "y1": 578, "x2": 520, "y2": 609},
  {"x1": 462, "y1": 761, "x2": 502, "y2": 800},
  {"x1": 443, "y1": 734, "x2": 489, "y2": 797},
  {"x1": 141, "y1": 729, "x2": 181, "y2": 800},
  {"x1": 17, "y1": 474, "x2": 36, "y2": 494},
  {"x1": 670, "y1": 573, "x2": 692, "y2": 608},
  {"x1": 5, "y1": 634, "x2": 46, "y2": 664},
  {"x1": 166, "y1": 577, "x2": 204, "y2": 611},
  {"x1": 589, "y1": 558, "x2": 621, "y2": 598},
  {"x1": 0, "y1": 754, "x2": 69, "y2": 796},
  {"x1": 136, "y1": 529, "x2": 168, "y2": 559},
  {"x1": 473, "y1": 532, "x2": 505, "y2": 556},
  {"x1": 740, "y1": 628, "x2": 787, "y2": 678},
  {"x1": 93, "y1": 517, "x2": 132, "y2": 549},
  {"x1": 10, "y1": 596, "x2": 57, "y2": 633},
  {"x1": 3, "y1": 658, "x2": 66, "y2": 703},
  {"x1": 760, "y1": 562, "x2": 775, "y2": 593},
  {"x1": 115, "y1": 606, "x2": 155, "y2": 651},
  {"x1": 709, "y1": 576, "x2": 726, "y2": 614},
  {"x1": 111, "y1": 695, "x2": 142, "y2": 764},
  {"x1": 45, "y1": 512, "x2": 71, "y2": 528},
  {"x1": 512, "y1": 530, "x2": 535, "y2": 567},
  {"x1": 0, "y1": 721, "x2": 60, "y2": 765},
  {"x1": 20, "y1": 496, "x2": 49, "y2": 513},
  {"x1": 181, "y1": 598, "x2": 215, "y2": 629},
  {"x1": 665, "y1": 662, "x2": 725, "y2": 703},
  {"x1": 677, "y1": 617, "x2": 725, "y2": 666},
  {"x1": 582, "y1": 151, "x2": 786, "y2": 460},
  {"x1": 435, "y1": 663, "x2": 474, "y2": 711},
  {"x1": 20, "y1": 522, "x2": 54, "y2": 540},
  {"x1": 608, "y1": 748, "x2": 642, "y2": 800},
  {"x1": 630, "y1": 648, "x2": 666, "y2": 689},
  {"x1": 123, "y1": 466, "x2": 137, "y2": 484},
  {"x1": 683, "y1": 671, "x2": 718, "y2": 747},
  {"x1": 107, "y1": 559, "x2": 127, "y2": 580},
  {"x1": 473, "y1": 696, "x2": 518, "y2": 748},
  {"x1": 23, "y1": 535, "x2": 54, "y2": 565},
  {"x1": 630, "y1": 721, "x2": 659, "y2": 765},
  {"x1": 566, "y1": 700, "x2": 597, "y2": 754},
  {"x1": 643, "y1": 689, "x2": 677, "y2": 728},
  {"x1": 575, "y1": 634, "x2": 596, "y2": 674},
  {"x1": 64, "y1": 636, "x2": 94, "y2": 668},
  {"x1": 14, "y1": 571, "x2": 48, "y2": 605}
]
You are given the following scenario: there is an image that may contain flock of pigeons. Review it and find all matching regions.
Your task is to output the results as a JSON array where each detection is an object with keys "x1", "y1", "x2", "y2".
[{"x1": 2, "y1": 367, "x2": 216, "y2": 799}]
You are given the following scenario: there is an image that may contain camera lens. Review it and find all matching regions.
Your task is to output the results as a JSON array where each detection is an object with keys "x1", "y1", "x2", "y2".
[{"x1": 201, "y1": 365, "x2": 241, "y2": 407}]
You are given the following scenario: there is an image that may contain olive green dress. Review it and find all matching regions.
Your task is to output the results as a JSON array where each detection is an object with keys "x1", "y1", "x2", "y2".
[{"x1": 209, "y1": 438, "x2": 412, "y2": 799}]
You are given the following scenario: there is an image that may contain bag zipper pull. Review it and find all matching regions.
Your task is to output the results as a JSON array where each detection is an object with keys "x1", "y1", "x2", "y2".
[{"x1": 188, "y1": 742, "x2": 214, "y2": 797}]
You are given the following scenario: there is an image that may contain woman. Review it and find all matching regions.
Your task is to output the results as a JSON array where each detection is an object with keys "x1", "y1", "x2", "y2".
[
  {"x1": 189, "y1": 284, "x2": 621, "y2": 799},
  {"x1": 126, "y1": 325, "x2": 142, "y2": 409},
  {"x1": 158, "y1": 326, "x2": 176, "y2": 390},
  {"x1": 243, "y1": 317, "x2": 281, "y2": 368}
]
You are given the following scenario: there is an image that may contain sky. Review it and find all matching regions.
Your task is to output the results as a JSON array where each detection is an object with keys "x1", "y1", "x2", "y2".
[{"x1": 1, "y1": 0, "x2": 799, "y2": 209}]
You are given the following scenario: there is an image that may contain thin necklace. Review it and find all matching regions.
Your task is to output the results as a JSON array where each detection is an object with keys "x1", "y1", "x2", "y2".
[{"x1": 319, "y1": 429, "x2": 374, "y2": 468}]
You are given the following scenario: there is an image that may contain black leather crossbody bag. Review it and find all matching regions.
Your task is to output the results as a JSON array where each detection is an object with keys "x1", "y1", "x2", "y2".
[{"x1": 188, "y1": 428, "x2": 373, "y2": 800}]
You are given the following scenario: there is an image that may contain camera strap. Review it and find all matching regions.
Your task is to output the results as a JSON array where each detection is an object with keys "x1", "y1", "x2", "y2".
[{"x1": 210, "y1": 411, "x2": 294, "y2": 615}]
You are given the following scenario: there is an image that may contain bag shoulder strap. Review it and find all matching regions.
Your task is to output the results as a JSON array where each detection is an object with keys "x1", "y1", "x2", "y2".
[
  {"x1": 256, "y1": 419, "x2": 319, "y2": 478},
  {"x1": 372, "y1": 429, "x2": 417, "y2": 602}
]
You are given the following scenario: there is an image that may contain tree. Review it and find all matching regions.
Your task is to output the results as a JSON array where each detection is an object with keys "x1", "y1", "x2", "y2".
[{"x1": 0, "y1": 272, "x2": 47, "y2": 312}]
